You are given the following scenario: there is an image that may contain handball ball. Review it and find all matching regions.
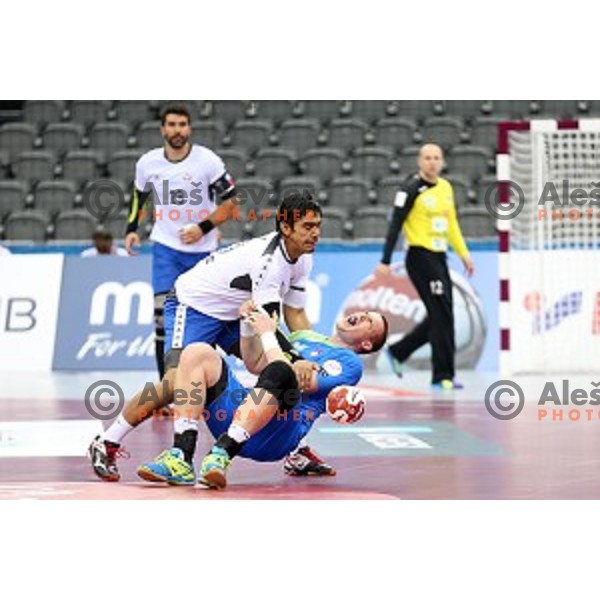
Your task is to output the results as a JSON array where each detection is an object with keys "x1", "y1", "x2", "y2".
[{"x1": 326, "y1": 386, "x2": 366, "y2": 424}]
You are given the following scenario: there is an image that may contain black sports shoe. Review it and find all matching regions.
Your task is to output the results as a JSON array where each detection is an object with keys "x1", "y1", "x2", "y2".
[
  {"x1": 88, "y1": 435, "x2": 129, "y2": 482},
  {"x1": 283, "y1": 446, "x2": 337, "y2": 477}
]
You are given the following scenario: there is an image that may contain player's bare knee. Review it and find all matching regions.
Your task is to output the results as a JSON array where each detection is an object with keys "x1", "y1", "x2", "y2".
[
  {"x1": 255, "y1": 361, "x2": 300, "y2": 410},
  {"x1": 179, "y1": 343, "x2": 217, "y2": 374}
]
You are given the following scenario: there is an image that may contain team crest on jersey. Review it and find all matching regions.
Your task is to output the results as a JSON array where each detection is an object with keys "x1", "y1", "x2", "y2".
[{"x1": 322, "y1": 359, "x2": 343, "y2": 377}]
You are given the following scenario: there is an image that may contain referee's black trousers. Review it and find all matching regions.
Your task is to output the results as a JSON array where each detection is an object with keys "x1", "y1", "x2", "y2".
[{"x1": 389, "y1": 246, "x2": 455, "y2": 383}]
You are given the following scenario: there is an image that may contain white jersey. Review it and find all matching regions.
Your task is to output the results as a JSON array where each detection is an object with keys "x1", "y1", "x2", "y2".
[
  {"x1": 135, "y1": 144, "x2": 232, "y2": 254},
  {"x1": 0, "y1": 246, "x2": 11, "y2": 256},
  {"x1": 81, "y1": 246, "x2": 129, "y2": 257},
  {"x1": 175, "y1": 232, "x2": 313, "y2": 320}
]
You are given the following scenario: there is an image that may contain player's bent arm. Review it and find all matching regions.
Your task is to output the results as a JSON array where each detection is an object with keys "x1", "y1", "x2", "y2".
[
  {"x1": 240, "y1": 332, "x2": 268, "y2": 375},
  {"x1": 283, "y1": 304, "x2": 311, "y2": 332}
]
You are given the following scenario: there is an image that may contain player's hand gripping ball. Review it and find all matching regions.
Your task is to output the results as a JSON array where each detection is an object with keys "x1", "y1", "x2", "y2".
[{"x1": 326, "y1": 386, "x2": 366, "y2": 424}]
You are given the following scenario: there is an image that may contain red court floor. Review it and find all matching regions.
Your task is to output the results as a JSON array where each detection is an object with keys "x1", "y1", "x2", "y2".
[{"x1": 1, "y1": 371, "x2": 599, "y2": 499}]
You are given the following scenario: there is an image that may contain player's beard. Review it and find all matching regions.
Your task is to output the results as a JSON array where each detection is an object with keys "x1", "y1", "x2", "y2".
[{"x1": 166, "y1": 134, "x2": 189, "y2": 149}]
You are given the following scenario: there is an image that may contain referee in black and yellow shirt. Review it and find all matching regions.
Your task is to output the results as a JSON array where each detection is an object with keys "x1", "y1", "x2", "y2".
[{"x1": 375, "y1": 144, "x2": 475, "y2": 390}]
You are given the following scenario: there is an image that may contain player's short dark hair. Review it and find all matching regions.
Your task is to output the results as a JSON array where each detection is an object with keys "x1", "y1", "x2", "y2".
[
  {"x1": 160, "y1": 103, "x2": 192, "y2": 126},
  {"x1": 276, "y1": 191, "x2": 322, "y2": 232},
  {"x1": 359, "y1": 313, "x2": 389, "y2": 354}
]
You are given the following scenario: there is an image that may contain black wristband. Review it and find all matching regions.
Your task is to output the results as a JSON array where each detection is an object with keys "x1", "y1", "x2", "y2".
[{"x1": 198, "y1": 219, "x2": 216, "y2": 234}]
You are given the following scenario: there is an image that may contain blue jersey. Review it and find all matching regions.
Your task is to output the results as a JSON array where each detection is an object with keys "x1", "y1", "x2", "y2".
[
  {"x1": 288, "y1": 330, "x2": 364, "y2": 419},
  {"x1": 204, "y1": 330, "x2": 363, "y2": 462}
]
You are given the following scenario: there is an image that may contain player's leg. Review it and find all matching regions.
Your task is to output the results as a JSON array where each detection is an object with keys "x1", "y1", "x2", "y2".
[
  {"x1": 403, "y1": 247, "x2": 455, "y2": 385},
  {"x1": 152, "y1": 242, "x2": 181, "y2": 380},
  {"x1": 199, "y1": 360, "x2": 299, "y2": 489},
  {"x1": 137, "y1": 343, "x2": 224, "y2": 485},
  {"x1": 88, "y1": 297, "x2": 217, "y2": 481},
  {"x1": 426, "y1": 252, "x2": 457, "y2": 387},
  {"x1": 386, "y1": 247, "x2": 433, "y2": 374},
  {"x1": 87, "y1": 367, "x2": 176, "y2": 481}
]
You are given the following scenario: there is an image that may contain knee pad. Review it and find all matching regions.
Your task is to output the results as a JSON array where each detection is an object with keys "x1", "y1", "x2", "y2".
[
  {"x1": 255, "y1": 361, "x2": 300, "y2": 410},
  {"x1": 164, "y1": 348, "x2": 182, "y2": 372},
  {"x1": 154, "y1": 293, "x2": 166, "y2": 339}
]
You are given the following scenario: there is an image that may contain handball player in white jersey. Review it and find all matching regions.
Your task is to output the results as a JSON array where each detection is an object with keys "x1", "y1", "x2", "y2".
[{"x1": 124, "y1": 103, "x2": 239, "y2": 378}]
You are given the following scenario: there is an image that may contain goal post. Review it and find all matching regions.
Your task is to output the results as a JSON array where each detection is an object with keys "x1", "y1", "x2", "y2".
[{"x1": 497, "y1": 119, "x2": 600, "y2": 374}]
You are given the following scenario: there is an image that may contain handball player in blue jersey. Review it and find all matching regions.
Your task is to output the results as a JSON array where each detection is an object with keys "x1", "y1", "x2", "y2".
[{"x1": 136, "y1": 307, "x2": 388, "y2": 488}]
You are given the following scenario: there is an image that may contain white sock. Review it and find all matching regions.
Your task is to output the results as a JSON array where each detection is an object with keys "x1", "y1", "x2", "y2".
[
  {"x1": 174, "y1": 417, "x2": 198, "y2": 435},
  {"x1": 227, "y1": 422, "x2": 251, "y2": 443},
  {"x1": 102, "y1": 415, "x2": 134, "y2": 445}
]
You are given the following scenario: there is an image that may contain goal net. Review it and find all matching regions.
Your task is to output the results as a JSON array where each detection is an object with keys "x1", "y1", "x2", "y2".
[{"x1": 498, "y1": 120, "x2": 600, "y2": 374}]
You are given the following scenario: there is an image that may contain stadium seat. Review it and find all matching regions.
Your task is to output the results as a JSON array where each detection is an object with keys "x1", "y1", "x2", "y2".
[
  {"x1": 102, "y1": 209, "x2": 128, "y2": 240},
  {"x1": 470, "y1": 116, "x2": 507, "y2": 150},
  {"x1": 301, "y1": 101, "x2": 343, "y2": 124},
  {"x1": 135, "y1": 121, "x2": 163, "y2": 150},
  {"x1": 115, "y1": 101, "x2": 155, "y2": 126},
  {"x1": 327, "y1": 176, "x2": 370, "y2": 213},
  {"x1": 278, "y1": 176, "x2": 321, "y2": 202},
  {"x1": 219, "y1": 211, "x2": 252, "y2": 241},
  {"x1": 421, "y1": 116, "x2": 464, "y2": 150},
  {"x1": 301, "y1": 148, "x2": 345, "y2": 182},
  {"x1": 108, "y1": 149, "x2": 143, "y2": 183},
  {"x1": 13, "y1": 151, "x2": 55, "y2": 182},
  {"x1": 396, "y1": 100, "x2": 438, "y2": 121},
  {"x1": 81, "y1": 180, "x2": 128, "y2": 220},
  {"x1": 235, "y1": 177, "x2": 274, "y2": 213},
  {"x1": 0, "y1": 123, "x2": 37, "y2": 160},
  {"x1": 278, "y1": 119, "x2": 320, "y2": 155},
  {"x1": 457, "y1": 206, "x2": 496, "y2": 238},
  {"x1": 23, "y1": 100, "x2": 64, "y2": 126},
  {"x1": 441, "y1": 101, "x2": 487, "y2": 120},
  {"x1": 210, "y1": 101, "x2": 250, "y2": 127},
  {"x1": 327, "y1": 118, "x2": 368, "y2": 152},
  {"x1": 5, "y1": 210, "x2": 49, "y2": 241},
  {"x1": 350, "y1": 147, "x2": 392, "y2": 182},
  {"x1": 230, "y1": 120, "x2": 272, "y2": 156},
  {"x1": 89, "y1": 123, "x2": 130, "y2": 157},
  {"x1": 397, "y1": 145, "x2": 421, "y2": 173},
  {"x1": 487, "y1": 100, "x2": 533, "y2": 119},
  {"x1": 446, "y1": 174, "x2": 472, "y2": 207},
  {"x1": 61, "y1": 150, "x2": 101, "y2": 186},
  {"x1": 69, "y1": 101, "x2": 111, "y2": 127},
  {"x1": 536, "y1": 100, "x2": 581, "y2": 119},
  {"x1": 254, "y1": 101, "x2": 296, "y2": 125},
  {"x1": 191, "y1": 120, "x2": 225, "y2": 149},
  {"x1": 374, "y1": 117, "x2": 417, "y2": 152},
  {"x1": 377, "y1": 175, "x2": 405, "y2": 205},
  {"x1": 446, "y1": 146, "x2": 491, "y2": 180},
  {"x1": 352, "y1": 206, "x2": 390, "y2": 239},
  {"x1": 475, "y1": 175, "x2": 497, "y2": 205},
  {"x1": 251, "y1": 213, "x2": 278, "y2": 238},
  {"x1": 253, "y1": 148, "x2": 297, "y2": 181},
  {"x1": 34, "y1": 181, "x2": 77, "y2": 217},
  {"x1": 217, "y1": 149, "x2": 248, "y2": 180},
  {"x1": 54, "y1": 209, "x2": 98, "y2": 240},
  {"x1": 320, "y1": 207, "x2": 347, "y2": 240},
  {"x1": 349, "y1": 101, "x2": 392, "y2": 124},
  {"x1": 0, "y1": 181, "x2": 28, "y2": 219},
  {"x1": 43, "y1": 123, "x2": 84, "y2": 156}
]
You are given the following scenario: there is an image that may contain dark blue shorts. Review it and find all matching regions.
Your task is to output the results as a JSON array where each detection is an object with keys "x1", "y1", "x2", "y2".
[
  {"x1": 164, "y1": 296, "x2": 240, "y2": 355},
  {"x1": 204, "y1": 363, "x2": 314, "y2": 462},
  {"x1": 152, "y1": 241, "x2": 209, "y2": 294}
]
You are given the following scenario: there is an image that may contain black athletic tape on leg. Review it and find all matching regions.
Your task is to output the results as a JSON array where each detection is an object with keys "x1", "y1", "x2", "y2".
[
  {"x1": 164, "y1": 348, "x2": 182, "y2": 372},
  {"x1": 255, "y1": 360, "x2": 300, "y2": 410}
]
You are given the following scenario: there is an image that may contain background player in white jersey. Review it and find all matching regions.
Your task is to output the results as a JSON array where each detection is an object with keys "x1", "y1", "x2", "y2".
[
  {"x1": 88, "y1": 193, "x2": 328, "y2": 479},
  {"x1": 124, "y1": 104, "x2": 238, "y2": 378},
  {"x1": 137, "y1": 308, "x2": 388, "y2": 487}
]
